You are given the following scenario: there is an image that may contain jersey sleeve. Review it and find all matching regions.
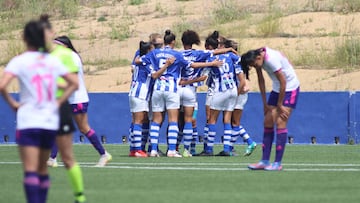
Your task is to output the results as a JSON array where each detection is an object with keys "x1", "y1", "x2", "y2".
[
  {"x1": 265, "y1": 53, "x2": 282, "y2": 72},
  {"x1": 139, "y1": 52, "x2": 152, "y2": 66},
  {"x1": 4, "y1": 57, "x2": 21, "y2": 76},
  {"x1": 197, "y1": 50, "x2": 213, "y2": 62}
]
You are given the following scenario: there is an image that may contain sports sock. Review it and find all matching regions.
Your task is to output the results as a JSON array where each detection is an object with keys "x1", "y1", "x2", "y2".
[
  {"x1": 223, "y1": 123, "x2": 232, "y2": 152},
  {"x1": 129, "y1": 123, "x2": 134, "y2": 151},
  {"x1": 206, "y1": 124, "x2": 216, "y2": 153},
  {"x1": 190, "y1": 127, "x2": 198, "y2": 151},
  {"x1": 183, "y1": 122, "x2": 193, "y2": 150},
  {"x1": 261, "y1": 127, "x2": 274, "y2": 161},
  {"x1": 85, "y1": 129, "x2": 105, "y2": 155},
  {"x1": 239, "y1": 125, "x2": 254, "y2": 145},
  {"x1": 230, "y1": 125, "x2": 241, "y2": 150},
  {"x1": 203, "y1": 124, "x2": 209, "y2": 151},
  {"x1": 168, "y1": 122, "x2": 179, "y2": 151},
  {"x1": 50, "y1": 145, "x2": 58, "y2": 159},
  {"x1": 67, "y1": 163, "x2": 86, "y2": 202},
  {"x1": 141, "y1": 123, "x2": 149, "y2": 151},
  {"x1": 24, "y1": 172, "x2": 39, "y2": 203},
  {"x1": 132, "y1": 124, "x2": 142, "y2": 151},
  {"x1": 39, "y1": 174, "x2": 50, "y2": 203},
  {"x1": 150, "y1": 122, "x2": 160, "y2": 152},
  {"x1": 275, "y1": 128, "x2": 288, "y2": 163}
]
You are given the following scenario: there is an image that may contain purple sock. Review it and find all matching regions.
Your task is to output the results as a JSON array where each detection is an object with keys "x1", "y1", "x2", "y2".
[
  {"x1": 85, "y1": 129, "x2": 105, "y2": 155},
  {"x1": 261, "y1": 127, "x2": 274, "y2": 161},
  {"x1": 24, "y1": 172, "x2": 40, "y2": 203},
  {"x1": 275, "y1": 128, "x2": 288, "y2": 163},
  {"x1": 39, "y1": 175, "x2": 50, "y2": 203},
  {"x1": 50, "y1": 144, "x2": 58, "y2": 159}
]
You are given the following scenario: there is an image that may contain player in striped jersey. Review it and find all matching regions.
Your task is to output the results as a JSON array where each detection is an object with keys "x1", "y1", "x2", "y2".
[
  {"x1": 178, "y1": 30, "x2": 238, "y2": 157},
  {"x1": 129, "y1": 40, "x2": 174, "y2": 157},
  {"x1": 242, "y1": 47, "x2": 300, "y2": 171},
  {"x1": 222, "y1": 39, "x2": 257, "y2": 156},
  {"x1": 136, "y1": 30, "x2": 223, "y2": 157},
  {"x1": 204, "y1": 31, "x2": 245, "y2": 156}
]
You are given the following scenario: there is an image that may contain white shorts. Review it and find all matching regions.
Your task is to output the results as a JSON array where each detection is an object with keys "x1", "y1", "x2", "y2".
[
  {"x1": 129, "y1": 96, "x2": 149, "y2": 113},
  {"x1": 179, "y1": 86, "x2": 197, "y2": 107},
  {"x1": 209, "y1": 88, "x2": 237, "y2": 111},
  {"x1": 234, "y1": 93, "x2": 248, "y2": 110},
  {"x1": 205, "y1": 87, "x2": 214, "y2": 106},
  {"x1": 151, "y1": 90, "x2": 180, "y2": 112}
]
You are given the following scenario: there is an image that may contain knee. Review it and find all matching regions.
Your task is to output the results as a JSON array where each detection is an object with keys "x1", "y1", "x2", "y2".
[{"x1": 61, "y1": 154, "x2": 75, "y2": 169}]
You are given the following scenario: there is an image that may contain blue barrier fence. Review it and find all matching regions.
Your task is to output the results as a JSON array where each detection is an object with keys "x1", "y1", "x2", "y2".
[{"x1": 0, "y1": 92, "x2": 359, "y2": 144}]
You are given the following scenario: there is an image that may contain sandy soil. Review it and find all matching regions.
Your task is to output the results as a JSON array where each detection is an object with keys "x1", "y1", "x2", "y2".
[{"x1": 0, "y1": 0, "x2": 359, "y2": 92}]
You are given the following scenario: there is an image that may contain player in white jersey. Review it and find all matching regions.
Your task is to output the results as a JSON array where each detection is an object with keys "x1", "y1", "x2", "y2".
[
  {"x1": 242, "y1": 47, "x2": 300, "y2": 171},
  {"x1": 222, "y1": 39, "x2": 257, "y2": 156},
  {"x1": 129, "y1": 40, "x2": 174, "y2": 157},
  {"x1": 136, "y1": 30, "x2": 223, "y2": 157},
  {"x1": 47, "y1": 36, "x2": 112, "y2": 166},
  {"x1": 0, "y1": 20, "x2": 78, "y2": 203},
  {"x1": 177, "y1": 30, "x2": 238, "y2": 157}
]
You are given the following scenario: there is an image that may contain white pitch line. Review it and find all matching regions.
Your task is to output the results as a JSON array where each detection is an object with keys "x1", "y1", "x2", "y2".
[{"x1": 1, "y1": 161, "x2": 360, "y2": 171}]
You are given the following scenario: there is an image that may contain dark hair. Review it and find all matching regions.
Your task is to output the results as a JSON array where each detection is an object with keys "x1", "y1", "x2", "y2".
[
  {"x1": 224, "y1": 39, "x2": 238, "y2": 51},
  {"x1": 205, "y1": 31, "x2": 219, "y2": 49},
  {"x1": 39, "y1": 14, "x2": 52, "y2": 30},
  {"x1": 181, "y1": 30, "x2": 200, "y2": 46},
  {"x1": 218, "y1": 35, "x2": 227, "y2": 46},
  {"x1": 240, "y1": 48, "x2": 264, "y2": 80},
  {"x1": 139, "y1": 41, "x2": 151, "y2": 56},
  {"x1": 164, "y1": 29, "x2": 176, "y2": 45},
  {"x1": 23, "y1": 20, "x2": 48, "y2": 53},
  {"x1": 54, "y1": 36, "x2": 78, "y2": 53}
]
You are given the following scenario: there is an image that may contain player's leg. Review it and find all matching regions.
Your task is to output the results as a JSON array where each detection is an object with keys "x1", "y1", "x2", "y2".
[
  {"x1": 149, "y1": 91, "x2": 165, "y2": 157},
  {"x1": 131, "y1": 110, "x2": 148, "y2": 157},
  {"x1": 165, "y1": 91, "x2": 181, "y2": 157},
  {"x1": 38, "y1": 130, "x2": 56, "y2": 203},
  {"x1": 47, "y1": 144, "x2": 58, "y2": 167},
  {"x1": 57, "y1": 102, "x2": 86, "y2": 202},
  {"x1": 190, "y1": 117, "x2": 198, "y2": 155},
  {"x1": 265, "y1": 88, "x2": 299, "y2": 171},
  {"x1": 181, "y1": 87, "x2": 196, "y2": 157},
  {"x1": 72, "y1": 103, "x2": 111, "y2": 165},
  {"x1": 17, "y1": 130, "x2": 41, "y2": 203}
]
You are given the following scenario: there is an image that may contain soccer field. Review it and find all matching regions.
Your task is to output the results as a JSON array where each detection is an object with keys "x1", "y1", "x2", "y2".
[{"x1": 0, "y1": 144, "x2": 359, "y2": 203}]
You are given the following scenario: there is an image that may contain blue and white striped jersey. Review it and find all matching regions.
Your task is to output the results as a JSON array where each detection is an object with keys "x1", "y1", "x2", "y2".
[
  {"x1": 140, "y1": 46, "x2": 191, "y2": 93},
  {"x1": 208, "y1": 52, "x2": 241, "y2": 92},
  {"x1": 181, "y1": 49, "x2": 212, "y2": 87},
  {"x1": 129, "y1": 50, "x2": 154, "y2": 101}
]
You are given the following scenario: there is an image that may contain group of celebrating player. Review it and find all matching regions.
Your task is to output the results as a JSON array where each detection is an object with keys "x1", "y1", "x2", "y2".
[{"x1": 128, "y1": 28, "x2": 300, "y2": 171}]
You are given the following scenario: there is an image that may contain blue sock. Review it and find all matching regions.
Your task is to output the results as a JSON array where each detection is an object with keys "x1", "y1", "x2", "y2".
[
  {"x1": 223, "y1": 123, "x2": 232, "y2": 152},
  {"x1": 190, "y1": 127, "x2": 197, "y2": 152},
  {"x1": 206, "y1": 124, "x2": 216, "y2": 153},
  {"x1": 150, "y1": 122, "x2": 160, "y2": 152},
  {"x1": 183, "y1": 122, "x2": 192, "y2": 150},
  {"x1": 132, "y1": 124, "x2": 142, "y2": 151},
  {"x1": 85, "y1": 129, "x2": 105, "y2": 155},
  {"x1": 129, "y1": 123, "x2": 134, "y2": 151},
  {"x1": 141, "y1": 123, "x2": 149, "y2": 151},
  {"x1": 24, "y1": 172, "x2": 40, "y2": 203},
  {"x1": 203, "y1": 124, "x2": 209, "y2": 151},
  {"x1": 168, "y1": 122, "x2": 179, "y2": 151},
  {"x1": 39, "y1": 175, "x2": 50, "y2": 203}
]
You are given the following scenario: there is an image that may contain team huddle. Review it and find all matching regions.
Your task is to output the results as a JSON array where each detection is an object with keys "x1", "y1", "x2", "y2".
[
  {"x1": 128, "y1": 28, "x2": 300, "y2": 170},
  {"x1": 0, "y1": 12, "x2": 300, "y2": 203}
]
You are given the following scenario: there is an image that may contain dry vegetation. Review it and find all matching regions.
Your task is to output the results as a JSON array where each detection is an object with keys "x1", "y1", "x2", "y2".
[{"x1": 0, "y1": 0, "x2": 360, "y2": 92}]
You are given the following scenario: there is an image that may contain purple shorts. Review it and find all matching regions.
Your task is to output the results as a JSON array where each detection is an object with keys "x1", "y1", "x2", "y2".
[
  {"x1": 16, "y1": 129, "x2": 57, "y2": 149},
  {"x1": 267, "y1": 87, "x2": 300, "y2": 109},
  {"x1": 71, "y1": 102, "x2": 89, "y2": 114}
]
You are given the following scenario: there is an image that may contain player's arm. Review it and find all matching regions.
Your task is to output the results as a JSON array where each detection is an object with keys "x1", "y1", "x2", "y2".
[
  {"x1": 190, "y1": 59, "x2": 223, "y2": 69},
  {"x1": 237, "y1": 72, "x2": 247, "y2": 95},
  {"x1": 57, "y1": 73, "x2": 79, "y2": 105},
  {"x1": 151, "y1": 57, "x2": 175, "y2": 79},
  {"x1": 179, "y1": 75, "x2": 207, "y2": 86},
  {"x1": 274, "y1": 70, "x2": 289, "y2": 119},
  {"x1": 256, "y1": 67, "x2": 268, "y2": 115},
  {"x1": 0, "y1": 73, "x2": 20, "y2": 111},
  {"x1": 213, "y1": 47, "x2": 238, "y2": 55}
]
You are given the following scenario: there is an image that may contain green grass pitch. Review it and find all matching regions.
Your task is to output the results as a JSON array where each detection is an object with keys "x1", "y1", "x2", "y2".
[{"x1": 0, "y1": 144, "x2": 359, "y2": 203}]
